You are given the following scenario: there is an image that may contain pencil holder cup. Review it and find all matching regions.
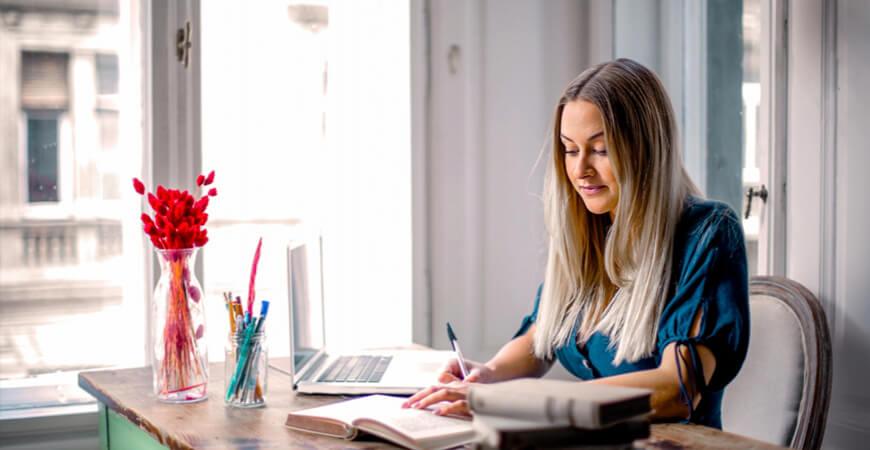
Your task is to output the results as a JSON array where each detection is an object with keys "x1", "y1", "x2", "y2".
[{"x1": 224, "y1": 331, "x2": 268, "y2": 407}]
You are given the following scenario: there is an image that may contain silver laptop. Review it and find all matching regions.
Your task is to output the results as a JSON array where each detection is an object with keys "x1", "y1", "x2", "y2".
[{"x1": 278, "y1": 235, "x2": 454, "y2": 395}]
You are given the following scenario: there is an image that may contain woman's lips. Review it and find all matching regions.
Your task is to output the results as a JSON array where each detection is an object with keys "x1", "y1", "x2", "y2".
[{"x1": 580, "y1": 185, "x2": 606, "y2": 195}]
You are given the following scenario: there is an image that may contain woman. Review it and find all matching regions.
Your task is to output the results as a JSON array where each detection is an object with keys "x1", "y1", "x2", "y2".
[{"x1": 403, "y1": 58, "x2": 749, "y2": 429}]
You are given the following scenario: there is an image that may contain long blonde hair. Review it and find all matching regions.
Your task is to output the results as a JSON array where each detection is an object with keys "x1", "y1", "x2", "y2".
[{"x1": 534, "y1": 59, "x2": 701, "y2": 364}]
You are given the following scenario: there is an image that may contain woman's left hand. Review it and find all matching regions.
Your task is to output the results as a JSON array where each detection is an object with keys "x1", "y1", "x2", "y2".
[{"x1": 401, "y1": 381, "x2": 473, "y2": 417}]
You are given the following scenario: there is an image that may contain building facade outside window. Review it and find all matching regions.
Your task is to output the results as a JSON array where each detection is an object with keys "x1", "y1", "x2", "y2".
[{"x1": 0, "y1": 0, "x2": 142, "y2": 414}]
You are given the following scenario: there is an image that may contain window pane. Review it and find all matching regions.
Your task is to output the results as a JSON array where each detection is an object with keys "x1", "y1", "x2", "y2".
[
  {"x1": 96, "y1": 53, "x2": 119, "y2": 95},
  {"x1": 200, "y1": 1, "x2": 329, "y2": 362},
  {"x1": 741, "y1": 0, "x2": 762, "y2": 276},
  {"x1": 0, "y1": 0, "x2": 145, "y2": 412},
  {"x1": 699, "y1": 0, "x2": 763, "y2": 275},
  {"x1": 27, "y1": 115, "x2": 60, "y2": 203}
]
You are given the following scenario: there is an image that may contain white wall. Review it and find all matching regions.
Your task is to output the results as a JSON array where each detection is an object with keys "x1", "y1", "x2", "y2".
[
  {"x1": 785, "y1": 0, "x2": 870, "y2": 448},
  {"x1": 825, "y1": 0, "x2": 870, "y2": 447}
]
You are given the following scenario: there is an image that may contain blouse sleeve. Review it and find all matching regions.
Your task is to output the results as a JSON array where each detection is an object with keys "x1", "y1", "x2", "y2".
[
  {"x1": 657, "y1": 204, "x2": 750, "y2": 393},
  {"x1": 513, "y1": 283, "x2": 544, "y2": 338}
]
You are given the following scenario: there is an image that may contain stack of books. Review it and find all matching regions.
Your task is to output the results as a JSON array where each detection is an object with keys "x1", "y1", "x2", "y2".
[{"x1": 467, "y1": 378, "x2": 652, "y2": 449}]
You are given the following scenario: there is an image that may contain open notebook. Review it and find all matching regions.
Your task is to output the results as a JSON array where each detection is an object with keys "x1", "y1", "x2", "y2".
[{"x1": 271, "y1": 234, "x2": 453, "y2": 395}]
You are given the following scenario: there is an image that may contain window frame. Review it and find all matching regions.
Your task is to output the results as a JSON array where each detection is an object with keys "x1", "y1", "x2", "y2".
[{"x1": 0, "y1": 0, "x2": 182, "y2": 440}]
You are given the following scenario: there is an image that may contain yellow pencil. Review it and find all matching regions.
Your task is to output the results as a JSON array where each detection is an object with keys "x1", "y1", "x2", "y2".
[{"x1": 226, "y1": 291, "x2": 237, "y2": 332}]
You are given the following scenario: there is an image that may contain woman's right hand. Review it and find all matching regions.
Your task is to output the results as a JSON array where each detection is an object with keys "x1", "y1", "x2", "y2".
[
  {"x1": 436, "y1": 358, "x2": 498, "y2": 384},
  {"x1": 400, "y1": 358, "x2": 497, "y2": 417}
]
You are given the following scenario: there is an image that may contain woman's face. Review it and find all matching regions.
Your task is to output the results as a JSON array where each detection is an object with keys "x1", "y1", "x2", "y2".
[{"x1": 560, "y1": 100, "x2": 619, "y2": 219}]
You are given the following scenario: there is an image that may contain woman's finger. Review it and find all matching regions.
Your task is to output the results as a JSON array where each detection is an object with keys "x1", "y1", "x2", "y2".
[
  {"x1": 411, "y1": 386, "x2": 467, "y2": 410},
  {"x1": 434, "y1": 399, "x2": 471, "y2": 417},
  {"x1": 465, "y1": 368, "x2": 481, "y2": 383},
  {"x1": 437, "y1": 371, "x2": 462, "y2": 384},
  {"x1": 401, "y1": 385, "x2": 437, "y2": 408}
]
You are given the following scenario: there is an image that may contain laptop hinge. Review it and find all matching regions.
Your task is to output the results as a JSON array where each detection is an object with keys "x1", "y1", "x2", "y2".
[{"x1": 298, "y1": 353, "x2": 328, "y2": 384}]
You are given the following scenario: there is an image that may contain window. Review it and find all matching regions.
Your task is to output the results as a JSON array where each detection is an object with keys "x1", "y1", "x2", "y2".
[
  {"x1": 21, "y1": 51, "x2": 69, "y2": 204},
  {"x1": 740, "y1": 0, "x2": 762, "y2": 276},
  {"x1": 200, "y1": 0, "x2": 414, "y2": 357},
  {"x1": 200, "y1": 0, "x2": 330, "y2": 361},
  {"x1": 614, "y1": 0, "x2": 765, "y2": 276},
  {"x1": 26, "y1": 113, "x2": 60, "y2": 203},
  {"x1": 0, "y1": 0, "x2": 146, "y2": 416},
  {"x1": 95, "y1": 53, "x2": 119, "y2": 95}
]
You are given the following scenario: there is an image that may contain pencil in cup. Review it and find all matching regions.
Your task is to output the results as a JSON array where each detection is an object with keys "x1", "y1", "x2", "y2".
[{"x1": 224, "y1": 328, "x2": 267, "y2": 406}]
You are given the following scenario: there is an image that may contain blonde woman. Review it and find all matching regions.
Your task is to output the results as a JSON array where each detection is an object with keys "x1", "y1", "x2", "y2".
[{"x1": 403, "y1": 58, "x2": 749, "y2": 429}]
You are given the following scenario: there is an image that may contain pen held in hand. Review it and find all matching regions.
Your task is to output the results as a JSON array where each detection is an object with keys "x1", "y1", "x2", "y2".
[{"x1": 446, "y1": 322, "x2": 470, "y2": 380}]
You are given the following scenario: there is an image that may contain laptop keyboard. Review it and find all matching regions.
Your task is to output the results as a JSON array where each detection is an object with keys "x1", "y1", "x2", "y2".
[{"x1": 317, "y1": 355, "x2": 393, "y2": 383}]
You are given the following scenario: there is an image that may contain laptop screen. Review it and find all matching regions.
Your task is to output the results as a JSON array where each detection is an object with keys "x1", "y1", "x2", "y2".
[{"x1": 287, "y1": 236, "x2": 325, "y2": 375}]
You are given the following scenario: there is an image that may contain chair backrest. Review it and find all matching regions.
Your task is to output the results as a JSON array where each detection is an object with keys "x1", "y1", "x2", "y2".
[{"x1": 721, "y1": 276, "x2": 832, "y2": 449}]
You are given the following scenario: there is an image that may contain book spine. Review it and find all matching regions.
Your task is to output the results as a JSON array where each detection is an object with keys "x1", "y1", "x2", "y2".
[
  {"x1": 468, "y1": 390, "x2": 601, "y2": 428},
  {"x1": 563, "y1": 396, "x2": 600, "y2": 428}
]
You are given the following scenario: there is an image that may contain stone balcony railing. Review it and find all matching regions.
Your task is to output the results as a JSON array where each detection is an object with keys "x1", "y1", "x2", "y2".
[{"x1": 0, "y1": 218, "x2": 122, "y2": 269}]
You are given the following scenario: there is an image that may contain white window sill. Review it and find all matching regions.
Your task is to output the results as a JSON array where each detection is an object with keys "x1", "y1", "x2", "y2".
[{"x1": 0, "y1": 403, "x2": 98, "y2": 449}]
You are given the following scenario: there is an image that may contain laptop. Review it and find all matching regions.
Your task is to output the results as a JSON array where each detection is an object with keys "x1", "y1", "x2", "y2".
[{"x1": 276, "y1": 234, "x2": 455, "y2": 395}]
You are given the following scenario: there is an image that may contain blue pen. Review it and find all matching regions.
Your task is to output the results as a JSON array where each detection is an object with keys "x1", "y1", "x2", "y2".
[{"x1": 255, "y1": 300, "x2": 270, "y2": 332}]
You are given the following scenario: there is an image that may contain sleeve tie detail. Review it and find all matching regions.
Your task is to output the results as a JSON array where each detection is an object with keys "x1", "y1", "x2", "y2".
[{"x1": 673, "y1": 339, "x2": 708, "y2": 423}]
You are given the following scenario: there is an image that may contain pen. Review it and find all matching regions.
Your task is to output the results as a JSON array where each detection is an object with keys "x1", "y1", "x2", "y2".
[
  {"x1": 255, "y1": 300, "x2": 270, "y2": 332},
  {"x1": 446, "y1": 322, "x2": 470, "y2": 379}
]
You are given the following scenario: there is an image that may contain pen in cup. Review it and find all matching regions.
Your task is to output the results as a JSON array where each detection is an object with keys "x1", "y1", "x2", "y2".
[{"x1": 446, "y1": 322, "x2": 470, "y2": 380}]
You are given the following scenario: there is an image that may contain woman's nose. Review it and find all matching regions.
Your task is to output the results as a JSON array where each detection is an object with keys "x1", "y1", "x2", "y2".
[{"x1": 570, "y1": 154, "x2": 592, "y2": 178}]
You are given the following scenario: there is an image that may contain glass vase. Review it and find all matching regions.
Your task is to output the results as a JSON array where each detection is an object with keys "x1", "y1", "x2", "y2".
[{"x1": 152, "y1": 248, "x2": 208, "y2": 403}]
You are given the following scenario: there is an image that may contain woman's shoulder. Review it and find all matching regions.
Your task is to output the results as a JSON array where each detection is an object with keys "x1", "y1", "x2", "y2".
[
  {"x1": 679, "y1": 196, "x2": 741, "y2": 235},
  {"x1": 675, "y1": 196, "x2": 745, "y2": 259}
]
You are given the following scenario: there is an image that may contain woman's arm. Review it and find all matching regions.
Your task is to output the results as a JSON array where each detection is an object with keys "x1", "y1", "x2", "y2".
[
  {"x1": 589, "y1": 341, "x2": 716, "y2": 420},
  {"x1": 482, "y1": 323, "x2": 552, "y2": 381},
  {"x1": 590, "y1": 309, "x2": 716, "y2": 420}
]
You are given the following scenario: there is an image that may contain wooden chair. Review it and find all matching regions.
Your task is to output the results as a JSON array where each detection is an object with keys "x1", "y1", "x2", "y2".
[{"x1": 721, "y1": 276, "x2": 832, "y2": 449}]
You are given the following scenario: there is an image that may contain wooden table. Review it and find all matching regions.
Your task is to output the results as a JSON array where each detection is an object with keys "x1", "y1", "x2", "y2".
[{"x1": 78, "y1": 358, "x2": 782, "y2": 449}]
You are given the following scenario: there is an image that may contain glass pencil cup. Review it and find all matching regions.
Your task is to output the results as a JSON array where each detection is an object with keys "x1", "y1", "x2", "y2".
[{"x1": 224, "y1": 330, "x2": 268, "y2": 408}]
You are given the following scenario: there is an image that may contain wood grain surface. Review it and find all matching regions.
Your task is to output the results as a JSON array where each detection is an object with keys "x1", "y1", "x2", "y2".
[
  {"x1": 79, "y1": 359, "x2": 394, "y2": 449},
  {"x1": 78, "y1": 357, "x2": 785, "y2": 449}
]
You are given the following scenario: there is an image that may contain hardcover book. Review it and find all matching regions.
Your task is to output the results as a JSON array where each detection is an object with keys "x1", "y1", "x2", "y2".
[
  {"x1": 467, "y1": 378, "x2": 652, "y2": 429},
  {"x1": 472, "y1": 413, "x2": 650, "y2": 449}
]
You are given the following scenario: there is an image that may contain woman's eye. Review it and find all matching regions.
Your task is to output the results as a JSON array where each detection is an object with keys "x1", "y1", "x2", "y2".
[
  {"x1": 594, "y1": 148, "x2": 608, "y2": 155},
  {"x1": 563, "y1": 149, "x2": 579, "y2": 155}
]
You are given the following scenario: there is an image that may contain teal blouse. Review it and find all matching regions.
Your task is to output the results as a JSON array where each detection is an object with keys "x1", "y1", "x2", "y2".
[{"x1": 515, "y1": 197, "x2": 749, "y2": 429}]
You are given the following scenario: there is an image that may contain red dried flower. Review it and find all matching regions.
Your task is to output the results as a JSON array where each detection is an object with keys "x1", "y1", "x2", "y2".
[
  {"x1": 148, "y1": 193, "x2": 162, "y2": 212},
  {"x1": 133, "y1": 171, "x2": 218, "y2": 249}
]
